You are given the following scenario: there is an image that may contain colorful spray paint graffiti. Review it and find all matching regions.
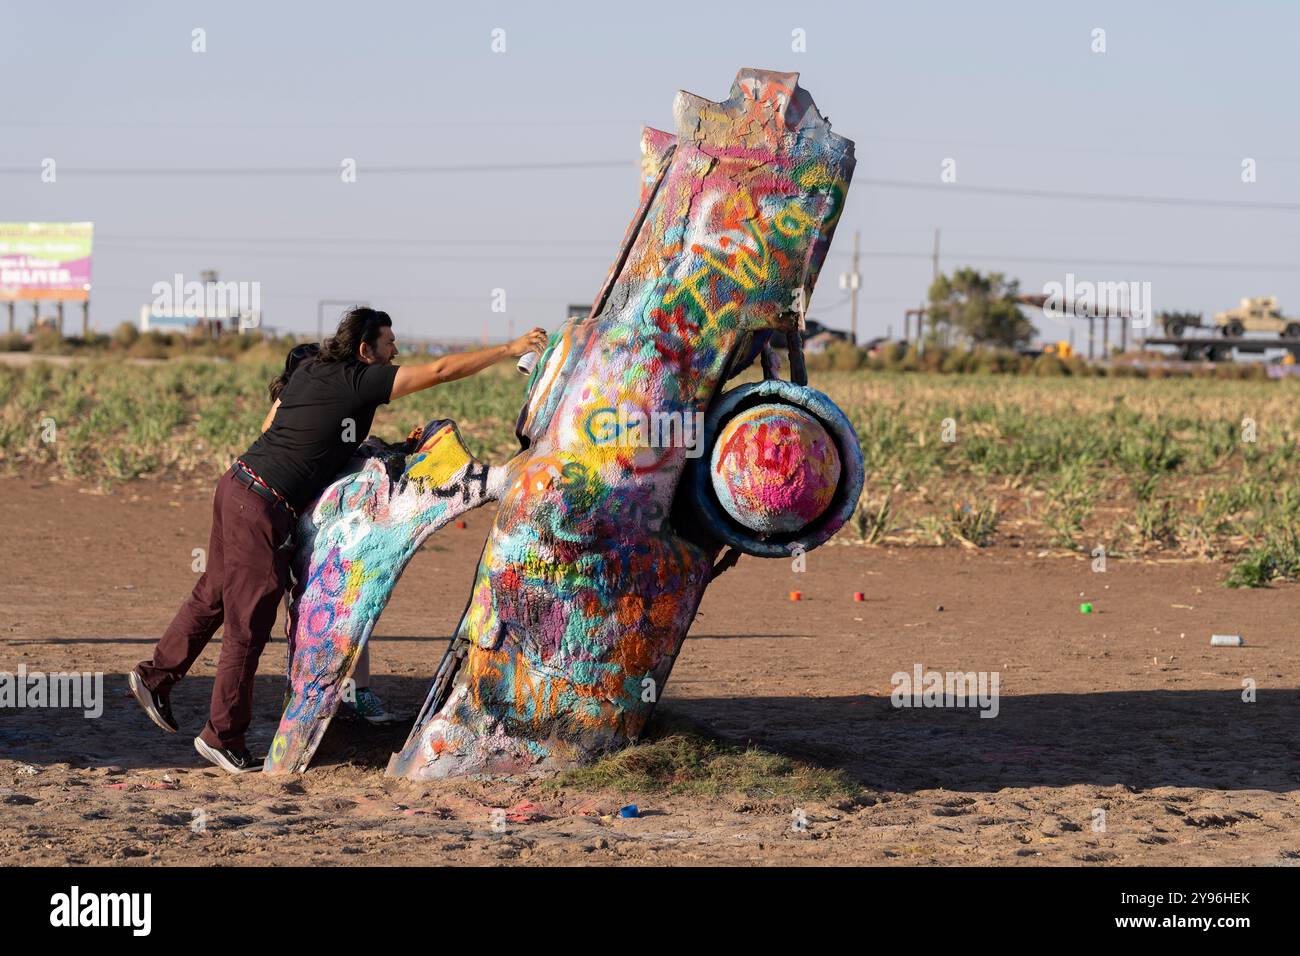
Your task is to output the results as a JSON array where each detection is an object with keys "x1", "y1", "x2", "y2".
[
  {"x1": 711, "y1": 403, "x2": 841, "y2": 534},
  {"x1": 263, "y1": 423, "x2": 505, "y2": 773},
  {"x1": 265, "y1": 68, "x2": 864, "y2": 777},
  {"x1": 388, "y1": 68, "x2": 862, "y2": 778}
]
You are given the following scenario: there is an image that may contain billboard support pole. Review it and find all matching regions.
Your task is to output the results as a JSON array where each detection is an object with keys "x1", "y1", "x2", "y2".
[
  {"x1": 31, "y1": 301, "x2": 39, "y2": 333},
  {"x1": 56, "y1": 301, "x2": 65, "y2": 337},
  {"x1": 82, "y1": 300, "x2": 89, "y2": 338},
  {"x1": 5, "y1": 302, "x2": 13, "y2": 335}
]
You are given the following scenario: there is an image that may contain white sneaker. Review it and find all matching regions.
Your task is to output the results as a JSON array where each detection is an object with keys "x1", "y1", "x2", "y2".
[{"x1": 194, "y1": 736, "x2": 262, "y2": 774}]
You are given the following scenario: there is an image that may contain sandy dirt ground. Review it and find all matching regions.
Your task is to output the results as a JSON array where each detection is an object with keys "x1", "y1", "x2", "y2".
[{"x1": 1, "y1": 476, "x2": 1297, "y2": 866}]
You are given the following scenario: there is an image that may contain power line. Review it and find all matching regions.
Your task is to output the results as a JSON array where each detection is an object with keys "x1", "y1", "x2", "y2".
[
  {"x1": 857, "y1": 176, "x2": 1300, "y2": 212},
  {"x1": 0, "y1": 160, "x2": 634, "y2": 177},
  {"x1": 104, "y1": 226, "x2": 1203, "y2": 243},
  {"x1": 87, "y1": 284, "x2": 564, "y2": 303},
  {"x1": 89, "y1": 239, "x2": 1300, "y2": 273},
  {"x1": 2, "y1": 162, "x2": 1295, "y2": 211},
  {"x1": 96, "y1": 245, "x2": 611, "y2": 264},
  {"x1": 839, "y1": 249, "x2": 1300, "y2": 273},
  {"x1": 98, "y1": 234, "x2": 612, "y2": 247},
  {"x1": 816, "y1": 293, "x2": 916, "y2": 314},
  {"x1": 0, "y1": 120, "x2": 630, "y2": 130},
  {"x1": 93, "y1": 231, "x2": 1300, "y2": 268},
  {"x1": 8, "y1": 122, "x2": 1297, "y2": 166},
  {"x1": 855, "y1": 133, "x2": 1300, "y2": 167}
]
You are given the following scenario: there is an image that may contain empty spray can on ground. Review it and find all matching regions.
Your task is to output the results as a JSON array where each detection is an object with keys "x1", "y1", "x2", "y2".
[{"x1": 1210, "y1": 634, "x2": 1244, "y2": 647}]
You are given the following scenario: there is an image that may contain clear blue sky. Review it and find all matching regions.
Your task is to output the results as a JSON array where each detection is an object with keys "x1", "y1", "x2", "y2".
[{"x1": 4, "y1": 0, "x2": 1298, "y2": 343}]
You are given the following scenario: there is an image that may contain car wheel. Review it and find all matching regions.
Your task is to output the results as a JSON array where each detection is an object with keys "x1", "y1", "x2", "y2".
[{"x1": 684, "y1": 380, "x2": 864, "y2": 558}]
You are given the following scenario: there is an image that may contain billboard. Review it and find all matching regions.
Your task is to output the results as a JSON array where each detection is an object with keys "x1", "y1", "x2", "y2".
[{"x1": 0, "y1": 222, "x2": 94, "y2": 301}]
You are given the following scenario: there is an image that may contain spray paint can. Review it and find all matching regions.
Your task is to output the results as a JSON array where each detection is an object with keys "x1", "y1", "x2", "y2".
[
  {"x1": 1210, "y1": 634, "x2": 1244, "y2": 647},
  {"x1": 517, "y1": 350, "x2": 540, "y2": 375}
]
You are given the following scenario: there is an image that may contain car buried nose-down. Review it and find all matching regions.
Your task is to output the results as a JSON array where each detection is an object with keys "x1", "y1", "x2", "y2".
[{"x1": 263, "y1": 68, "x2": 865, "y2": 778}]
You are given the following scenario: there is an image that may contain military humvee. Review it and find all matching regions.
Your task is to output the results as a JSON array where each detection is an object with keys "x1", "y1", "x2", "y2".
[{"x1": 1214, "y1": 296, "x2": 1300, "y2": 338}]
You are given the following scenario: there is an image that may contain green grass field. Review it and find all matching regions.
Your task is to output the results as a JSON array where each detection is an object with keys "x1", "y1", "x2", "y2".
[
  {"x1": 829, "y1": 373, "x2": 1300, "y2": 584},
  {"x1": 3, "y1": 358, "x2": 1298, "y2": 585}
]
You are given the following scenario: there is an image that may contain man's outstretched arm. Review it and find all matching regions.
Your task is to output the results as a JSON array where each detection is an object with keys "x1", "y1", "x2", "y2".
[{"x1": 391, "y1": 328, "x2": 547, "y2": 400}]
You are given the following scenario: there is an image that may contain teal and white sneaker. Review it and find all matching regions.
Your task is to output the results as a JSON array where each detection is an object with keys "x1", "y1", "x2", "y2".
[{"x1": 341, "y1": 687, "x2": 402, "y2": 725}]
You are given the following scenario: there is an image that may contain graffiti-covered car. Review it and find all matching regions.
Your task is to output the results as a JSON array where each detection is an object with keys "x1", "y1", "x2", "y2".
[{"x1": 264, "y1": 68, "x2": 864, "y2": 778}]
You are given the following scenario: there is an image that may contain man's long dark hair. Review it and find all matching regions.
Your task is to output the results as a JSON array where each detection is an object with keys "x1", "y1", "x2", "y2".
[
  {"x1": 319, "y1": 306, "x2": 392, "y2": 364},
  {"x1": 268, "y1": 342, "x2": 321, "y2": 402}
]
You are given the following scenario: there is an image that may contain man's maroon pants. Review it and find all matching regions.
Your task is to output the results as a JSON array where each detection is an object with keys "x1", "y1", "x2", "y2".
[{"x1": 137, "y1": 467, "x2": 295, "y2": 752}]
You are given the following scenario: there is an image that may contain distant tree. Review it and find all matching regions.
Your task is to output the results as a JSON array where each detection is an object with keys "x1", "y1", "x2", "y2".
[
  {"x1": 927, "y1": 268, "x2": 1036, "y2": 348},
  {"x1": 112, "y1": 321, "x2": 140, "y2": 348}
]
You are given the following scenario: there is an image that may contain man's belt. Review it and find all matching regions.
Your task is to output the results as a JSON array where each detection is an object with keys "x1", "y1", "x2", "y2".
[{"x1": 231, "y1": 460, "x2": 298, "y2": 518}]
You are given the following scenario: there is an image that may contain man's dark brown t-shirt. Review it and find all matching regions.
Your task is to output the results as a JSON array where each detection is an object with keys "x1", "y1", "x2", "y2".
[{"x1": 239, "y1": 358, "x2": 398, "y2": 512}]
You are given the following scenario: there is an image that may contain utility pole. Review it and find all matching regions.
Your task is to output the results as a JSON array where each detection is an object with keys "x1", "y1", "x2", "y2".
[
  {"x1": 850, "y1": 229, "x2": 860, "y2": 345},
  {"x1": 838, "y1": 229, "x2": 861, "y2": 345},
  {"x1": 931, "y1": 228, "x2": 941, "y2": 346}
]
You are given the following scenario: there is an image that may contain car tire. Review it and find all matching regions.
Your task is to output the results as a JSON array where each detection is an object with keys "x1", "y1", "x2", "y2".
[{"x1": 685, "y1": 380, "x2": 864, "y2": 558}]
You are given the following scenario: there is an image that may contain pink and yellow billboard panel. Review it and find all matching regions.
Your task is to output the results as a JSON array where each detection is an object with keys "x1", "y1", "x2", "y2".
[{"x1": 0, "y1": 222, "x2": 94, "y2": 301}]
